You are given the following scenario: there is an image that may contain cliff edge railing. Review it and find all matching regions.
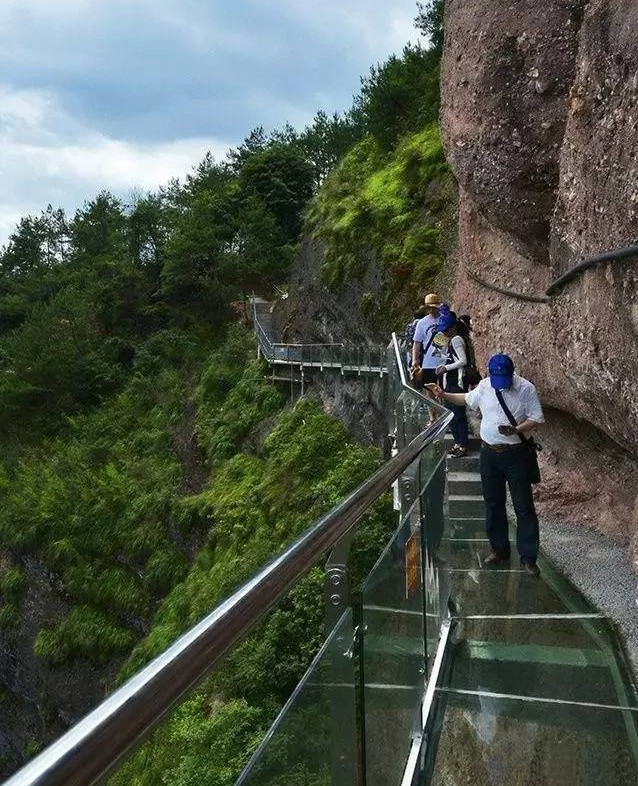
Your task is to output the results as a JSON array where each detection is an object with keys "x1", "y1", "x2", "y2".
[{"x1": 252, "y1": 297, "x2": 387, "y2": 386}]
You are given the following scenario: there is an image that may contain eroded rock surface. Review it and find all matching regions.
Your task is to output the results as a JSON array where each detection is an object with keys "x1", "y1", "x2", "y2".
[{"x1": 441, "y1": 0, "x2": 638, "y2": 557}]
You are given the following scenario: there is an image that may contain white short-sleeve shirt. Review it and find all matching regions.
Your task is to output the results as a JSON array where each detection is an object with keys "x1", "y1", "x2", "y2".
[
  {"x1": 465, "y1": 375, "x2": 544, "y2": 445},
  {"x1": 413, "y1": 315, "x2": 443, "y2": 369}
]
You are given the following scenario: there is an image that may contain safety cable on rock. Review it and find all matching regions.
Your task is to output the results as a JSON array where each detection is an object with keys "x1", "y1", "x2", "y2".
[
  {"x1": 465, "y1": 241, "x2": 638, "y2": 304},
  {"x1": 465, "y1": 269, "x2": 550, "y2": 304},
  {"x1": 546, "y1": 242, "x2": 638, "y2": 296}
]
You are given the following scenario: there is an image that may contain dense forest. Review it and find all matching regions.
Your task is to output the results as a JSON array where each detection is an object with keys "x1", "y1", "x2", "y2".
[{"x1": 0, "y1": 2, "x2": 448, "y2": 782}]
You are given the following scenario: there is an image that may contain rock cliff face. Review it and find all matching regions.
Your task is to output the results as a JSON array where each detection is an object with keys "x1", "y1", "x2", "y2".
[
  {"x1": 272, "y1": 238, "x2": 388, "y2": 448},
  {"x1": 441, "y1": 0, "x2": 638, "y2": 558}
]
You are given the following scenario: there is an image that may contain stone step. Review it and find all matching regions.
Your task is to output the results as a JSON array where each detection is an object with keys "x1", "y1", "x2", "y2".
[
  {"x1": 447, "y1": 453, "x2": 480, "y2": 473},
  {"x1": 448, "y1": 517, "x2": 485, "y2": 539},
  {"x1": 449, "y1": 494, "x2": 485, "y2": 518},
  {"x1": 444, "y1": 434, "x2": 482, "y2": 450},
  {"x1": 447, "y1": 471, "x2": 482, "y2": 496}
]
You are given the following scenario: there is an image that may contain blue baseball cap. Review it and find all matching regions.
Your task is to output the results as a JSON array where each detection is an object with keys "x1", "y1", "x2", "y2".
[
  {"x1": 436, "y1": 310, "x2": 457, "y2": 333},
  {"x1": 488, "y1": 354, "x2": 514, "y2": 390}
]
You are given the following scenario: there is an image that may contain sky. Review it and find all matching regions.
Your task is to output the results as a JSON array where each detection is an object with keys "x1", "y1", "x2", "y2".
[{"x1": 0, "y1": 0, "x2": 421, "y2": 246}]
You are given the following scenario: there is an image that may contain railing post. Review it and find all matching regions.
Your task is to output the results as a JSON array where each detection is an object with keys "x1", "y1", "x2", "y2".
[{"x1": 325, "y1": 533, "x2": 357, "y2": 786}]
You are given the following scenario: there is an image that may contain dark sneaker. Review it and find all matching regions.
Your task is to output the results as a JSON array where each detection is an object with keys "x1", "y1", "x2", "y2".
[
  {"x1": 521, "y1": 560, "x2": 540, "y2": 578},
  {"x1": 483, "y1": 550, "x2": 510, "y2": 568}
]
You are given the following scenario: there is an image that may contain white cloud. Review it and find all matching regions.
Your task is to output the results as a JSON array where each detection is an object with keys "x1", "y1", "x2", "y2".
[
  {"x1": 0, "y1": 84, "x2": 231, "y2": 244},
  {"x1": 0, "y1": 0, "x2": 424, "y2": 244},
  {"x1": 275, "y1": 0, "x2": 419, "y2": 54}
]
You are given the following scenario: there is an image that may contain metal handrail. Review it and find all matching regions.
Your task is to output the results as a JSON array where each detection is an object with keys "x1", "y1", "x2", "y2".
[
  {"x1": 5, "y1": 419, "x2": 452, "y2": 786},
  {"x1": 390, "y1": 332, "x2": 450, "y2": 418},
  {"x1": 546, "y1": 241, "x2": 638, "y2": 296},
  {"x1": 271, "y1": 342, "x2": 346, "y2": 349}
]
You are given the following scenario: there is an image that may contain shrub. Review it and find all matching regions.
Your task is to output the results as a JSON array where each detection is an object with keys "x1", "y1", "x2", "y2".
[
  {"x1": 307, "y1": 124, "x2": 453, "y2": 328},
  {"x1": 34, "y1": 606, "x2": 135, "y2": 665}
]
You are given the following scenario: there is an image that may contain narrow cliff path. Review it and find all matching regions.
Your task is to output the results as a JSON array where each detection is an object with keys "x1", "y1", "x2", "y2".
[{"x1": 540, "y1": 518, "x2": 638, "y2": 674}]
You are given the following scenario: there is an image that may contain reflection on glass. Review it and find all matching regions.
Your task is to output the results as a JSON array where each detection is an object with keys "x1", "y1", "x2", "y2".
[
  {"x1": 448, "y1": 617, "x2": 638, "y2": 707},
  {"x1": 430, "y1": 691, "x2": 638, "y2": 786},
  {"x1": 360, "y1": 516, "x2": 425, "y2": 786},
  {"x1": 236, "y1": 611, "x2": 357, "y2": 786}
]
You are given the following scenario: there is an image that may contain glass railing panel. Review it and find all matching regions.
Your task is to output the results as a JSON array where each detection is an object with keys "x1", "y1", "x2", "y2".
[
  {"x1": 428, "y1": 690, "x2": 638, "y2": 786},
  {"x1": 447, "y1": 616, "x2": 638, "y2": 707},
  {"x1": 236, "y1": 610, "x2": 357, "y2": 786},
  {"x1": 418, "y1": 442, "x2": 448, "y2": 674},
  {"x1": 359, "y1": 508, "x2": 425, "y2": 786}
]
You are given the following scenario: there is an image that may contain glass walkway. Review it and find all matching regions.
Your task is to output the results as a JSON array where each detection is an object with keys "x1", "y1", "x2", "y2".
[{"x1": 5, "y1": 306, "x2": 637, "y2": 786}]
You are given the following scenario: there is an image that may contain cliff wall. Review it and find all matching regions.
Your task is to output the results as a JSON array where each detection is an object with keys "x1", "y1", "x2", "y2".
[{"x1": 441, "y1": 0, "x2": 638, "y2": 557}]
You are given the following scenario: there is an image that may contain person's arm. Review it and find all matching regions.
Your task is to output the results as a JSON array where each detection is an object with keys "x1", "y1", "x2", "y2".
[
  {"x1": 444, "y1": 336, "x2": 467, "y2": 371},
  {"x1": 412, "y1": 340, "x2": 423, "y2": 368},
  {"x1": 499, "y1": 385, "x2": 544, "y2": 436},
  {"x1": 498, "y1": 419, "x2": 539, "y2": 437},
  {"x1": 425, "y1": 383, "x2": 467, "y2": 406}
]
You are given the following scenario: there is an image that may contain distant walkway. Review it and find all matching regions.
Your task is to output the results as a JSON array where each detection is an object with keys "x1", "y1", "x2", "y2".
[{"x1": 251, "y1": 297, "x2": 387, "y2": 378}]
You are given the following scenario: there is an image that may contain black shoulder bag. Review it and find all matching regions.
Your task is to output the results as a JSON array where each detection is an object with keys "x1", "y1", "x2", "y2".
[{"x1": 494, "y1": 390, "x2": 542, "y2": 484}]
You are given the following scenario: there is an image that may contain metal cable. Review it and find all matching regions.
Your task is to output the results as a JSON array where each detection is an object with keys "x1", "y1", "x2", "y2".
[
  {"x1": 465, "y1": 241, "x2": 638, "y2": 304},
  {"x1": 465, "y1": 269, "x2": 550, "y2": 304},
  {"x1": 546, "y1": 242, "x2": 638, "y2": 296}
]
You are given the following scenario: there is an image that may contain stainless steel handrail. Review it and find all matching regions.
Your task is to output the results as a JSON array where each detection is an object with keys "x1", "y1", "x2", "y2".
[{"x1": 5, "y1": 416, "x2": 452, "y2": 786}]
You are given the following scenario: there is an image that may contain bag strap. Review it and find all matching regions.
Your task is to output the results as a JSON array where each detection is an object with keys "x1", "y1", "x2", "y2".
[
  {"x1": 494, "y1": 389, "x2": 527, "y2": 445},
  {"x1": 422, "y1": 324, "x2": 437, "y2": 356}
]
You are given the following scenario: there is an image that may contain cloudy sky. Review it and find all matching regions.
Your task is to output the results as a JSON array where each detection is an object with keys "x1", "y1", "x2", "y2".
[{"x1": 0, "y1": 0, "x2": 422, "y2": 245}]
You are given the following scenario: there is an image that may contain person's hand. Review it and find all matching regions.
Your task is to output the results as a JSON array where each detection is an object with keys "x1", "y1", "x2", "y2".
[
  {"x1": 410, "y1": 365, "x2": 422, "y2": 381},
  {"x1": 498, "y1": 424, "x2": 518, "y2": 436},
  {"x1": 435, "y1": 364, "x2": 446, "y2": 376},
  {"x1": 425, "y1": 383, "x2": 444, "y2": 400}
]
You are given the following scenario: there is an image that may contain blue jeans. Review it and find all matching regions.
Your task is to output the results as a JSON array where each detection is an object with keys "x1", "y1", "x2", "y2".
[
  {"x1": 480, "y1": 444, "x2": 540, "y2": 563},
  {"x1": 445, "y1": 383, "x2": 468, "y2": 447}
]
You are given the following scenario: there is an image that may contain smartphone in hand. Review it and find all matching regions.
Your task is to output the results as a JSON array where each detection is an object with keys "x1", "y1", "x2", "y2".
[{"x1": 498, "y1": 424, "x2": 517, "y2": 436}]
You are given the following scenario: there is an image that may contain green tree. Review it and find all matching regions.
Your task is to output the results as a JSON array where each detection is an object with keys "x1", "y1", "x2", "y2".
[
  {"x1": 0, "y1": 207, "x2": 68, "y2": 332},
  {"x1": 298, "y1": 110, "x2": 363, "y2": 186},
  {"x1": 70, "y1": 192, "x2": 128, "y2": 264},
  {"x1": 415, "y1": 0, "x2": 445, "y2": 53},
  {"x1": 353, "y1": 43, "x2": 441, "y2": 150},
  {"x1": 237, "y1": 144, "x2": 314, "y2": 242}
]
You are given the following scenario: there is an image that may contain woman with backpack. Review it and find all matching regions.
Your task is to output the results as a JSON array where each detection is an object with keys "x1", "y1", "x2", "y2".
[{"x1": 435, "y1": 307, "x2": 470, "y2": 457}]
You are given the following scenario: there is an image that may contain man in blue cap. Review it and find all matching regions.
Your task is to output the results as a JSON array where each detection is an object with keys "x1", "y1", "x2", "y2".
[{"x1": 426, "y1": 353, "x2": 544, "y2": 577}]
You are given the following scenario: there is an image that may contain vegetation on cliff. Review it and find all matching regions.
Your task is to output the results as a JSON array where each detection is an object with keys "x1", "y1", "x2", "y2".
[{"x1": 307, "y1": 0, "x2": 452, "y2": 327}]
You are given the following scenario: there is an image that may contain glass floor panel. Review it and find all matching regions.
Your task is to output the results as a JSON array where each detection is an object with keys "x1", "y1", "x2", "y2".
[
  {"x1": 446, "y1": 569, "x2": 597, "y2": 616},
  {"x1": 438, "y1": 539, "x2": 492, "y2": 569},
  {"x1": 447, "y1": 522, "x2": 487, "y2": 542},
  {"x1": 429, "y1": 690, "x2": 638, "y2": 786},
  {"x1": 447, "y1": 617, "x2": 638, "y2": 707}
]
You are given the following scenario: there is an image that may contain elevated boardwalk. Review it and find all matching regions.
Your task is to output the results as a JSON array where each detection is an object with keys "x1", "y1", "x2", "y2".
[
  {"x1": 431, "y1": 442, "x2": 638, "y2": 784},
  {"x1": 6, "y1": 307, "x2": 636, "y2": 786},
  {"x1": 252, "y1": 297, "x2": 387, "y2": 378}
]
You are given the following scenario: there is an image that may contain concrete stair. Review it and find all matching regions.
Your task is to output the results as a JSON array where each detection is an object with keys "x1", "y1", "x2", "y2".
[
  {"x1": 447, "y1": 471, "x2": 482, "y2": 496},
  {"x1": 448, "y1": 494, "x2": 485, "y2": 519}
]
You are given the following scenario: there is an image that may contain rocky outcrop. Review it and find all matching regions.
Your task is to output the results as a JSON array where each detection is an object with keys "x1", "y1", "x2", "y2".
[
  {"x1": 272, "y1": 238, "x2": 388, "y2": 448},
  {"x1": 441, "y1": 1, "x2": 638, "y2": 556}
]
